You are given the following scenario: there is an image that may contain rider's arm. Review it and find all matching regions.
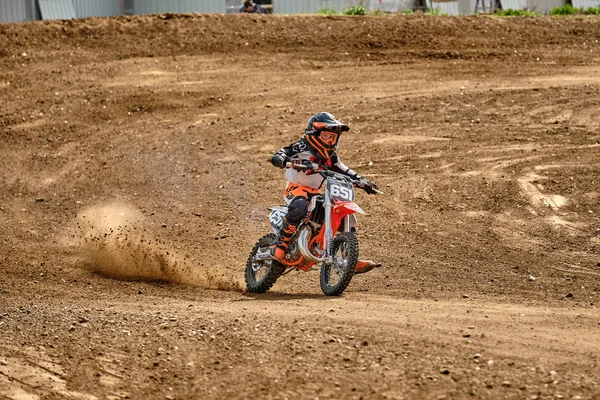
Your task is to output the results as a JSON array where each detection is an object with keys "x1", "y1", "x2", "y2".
[
  {"x1": 330, "y1": 155, "x2": 361, "y2": 179},
  {"x1": 270, "y1": 140, "x2": 301, "y2": 168},
  {"x1": 332, "y1": 155, "x2": 378, "y2": 194}
]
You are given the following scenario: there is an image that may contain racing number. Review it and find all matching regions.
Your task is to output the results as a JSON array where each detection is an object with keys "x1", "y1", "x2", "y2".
[
  {"x1": 330, "y1": 184, "x2": 352, "y2": 200},
  {"x1": 269, "y1": 210, "x2": 285, "y2": 227}
]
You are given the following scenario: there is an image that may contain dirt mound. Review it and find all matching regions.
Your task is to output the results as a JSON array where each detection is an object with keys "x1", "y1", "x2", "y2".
[{"x1": 1, "y1": 14, "x2": 599, "y2": 65}]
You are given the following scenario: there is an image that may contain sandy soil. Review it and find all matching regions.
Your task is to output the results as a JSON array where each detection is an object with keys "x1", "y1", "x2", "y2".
[{"x1": 1, "y1": 12, "x2": 600, "y2": 400}]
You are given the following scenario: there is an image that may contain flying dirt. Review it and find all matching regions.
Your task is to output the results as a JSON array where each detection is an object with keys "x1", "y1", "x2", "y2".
[
  {"x1": 74, "y1": 202, "x2": 243, "y2": 291},
  {"x1": 1, "y1": 12, "x2": 600, "y2": 400}
]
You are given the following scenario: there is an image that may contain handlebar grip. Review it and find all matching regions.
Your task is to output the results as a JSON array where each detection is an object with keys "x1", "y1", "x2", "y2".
[{"x1": 285, "y1": 161, "x2": 308, "y2": 171}]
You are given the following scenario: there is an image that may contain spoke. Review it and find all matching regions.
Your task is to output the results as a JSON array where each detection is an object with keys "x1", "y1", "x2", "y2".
[
  {"x1": 253, "y1": 241, "x2": 273, "y2": 281},
  {"x1": 327, "y1": 240, "x2": 349, "y2": 286}
]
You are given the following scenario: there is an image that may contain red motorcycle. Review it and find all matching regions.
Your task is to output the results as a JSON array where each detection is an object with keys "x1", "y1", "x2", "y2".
[{"x1": 245, "y1": 162, "x2": 382, "y2": 296}]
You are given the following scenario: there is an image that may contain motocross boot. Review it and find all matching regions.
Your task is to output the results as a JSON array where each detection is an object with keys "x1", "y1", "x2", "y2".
[{"x1": 270, "y1": 217, "x2": 297, "y2": 262}]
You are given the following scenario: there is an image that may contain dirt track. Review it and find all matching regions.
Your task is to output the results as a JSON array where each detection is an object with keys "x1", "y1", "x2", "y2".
[{"x1": 1, "y1": 13, "x2": 600, "y2": 399}]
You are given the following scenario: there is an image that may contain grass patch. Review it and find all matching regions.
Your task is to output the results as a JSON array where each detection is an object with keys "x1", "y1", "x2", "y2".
[
  {"x1": 317, "y1": 8, "x2": 338, "y2": 16},
  {"x1": 424, "y1": 8, "x2": 449, "y2": 16},
  {"x1": 496, "y1": 8, "x2": 541, "y2": 17},
  {"x1": 550, "y1": 5, "x2": 583, "y2": 15}
]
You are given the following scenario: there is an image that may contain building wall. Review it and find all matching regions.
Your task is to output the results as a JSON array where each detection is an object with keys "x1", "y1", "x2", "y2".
[
  {"x1": 572, "y1": 0, "x2": 600, "y2": 8},
  {"x1": 528, "y1": 0, "x2": 566, "y2": 13},
  {"x1": 38, "y1": 0, "x2": 77, "y2": 20},
  {"x1": 133, "y1": 0, "x2": 226, "y2": 14},
  {"x1": 428, "y1": 0, "x2": 460, "y2": 15},
  {"x1": 499, "y1": 0, "x2": 526, "y2": 10},
  {"x1": 274, "y1": 0, "x2": 325, "y2": 14},
  {"x1": 274, "y1": 0, "x2": 372, "y2": 14},
  {"x1": 0, "y1": 0, "x2": 32, "y2": 22},
  {"x1": 369, "y1": 0, "x2": 416, "y2": 12},
  {"x1": 226, "y1": 0, "x2": 240, "y2": 13},
  {"x1": 74, "y1": 0, "x2": 122, "y2": 18}
]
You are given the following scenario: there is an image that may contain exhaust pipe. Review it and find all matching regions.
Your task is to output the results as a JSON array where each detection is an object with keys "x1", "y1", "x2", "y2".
[{"x1": 298, "y1": 226, "x2": 325, "y2": 264}]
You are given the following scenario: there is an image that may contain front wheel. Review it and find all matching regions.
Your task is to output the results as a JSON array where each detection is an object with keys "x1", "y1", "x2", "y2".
[
  {"x1": 245, "y1": 233, "x2": 285, "y2": 293},
  {"x1": 320, "y1": 232, "x2": 358, "y2": 296}
]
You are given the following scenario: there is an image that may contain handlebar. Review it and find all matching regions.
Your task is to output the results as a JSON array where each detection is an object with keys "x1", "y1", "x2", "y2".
[
  {"x1": 285, "y1": 161, "x2": 308, "y2": 171},
  {"x1": 285, "y1": 161, "x2": 384, "y2": 195}
]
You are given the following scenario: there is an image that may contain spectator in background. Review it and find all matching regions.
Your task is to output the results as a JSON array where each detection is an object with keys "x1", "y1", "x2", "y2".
[{"x1": 239, "y1": 0, "x2": 266, "y2": 14}]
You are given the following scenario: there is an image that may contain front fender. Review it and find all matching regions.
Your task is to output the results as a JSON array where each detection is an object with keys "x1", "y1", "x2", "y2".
[
  {"x1": 334, "y1": 201, "x2": 365, "y2": 216},
  {"x1": 329, "y1": 201, "x2": 364, "y2": 234}
]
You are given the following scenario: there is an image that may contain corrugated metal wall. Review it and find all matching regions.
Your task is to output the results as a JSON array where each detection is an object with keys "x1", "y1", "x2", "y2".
[
  {"x1": 133, "y1": 0, "x2": 226, "y2": 14},
  {"x1": 528, "y1": 0, "x2": 565, "y2": 13},
  {"x1": 274, "y1": 0, "x2": 323, "y2": 14},
  {"x1": 226, "y1": 0, "x2": 240, "y2": 13},
  {"x1": 572, "y1": 0, "x2": 600, "y2": 8},
  {"x1": 370, "y1": 0, "x2": 416, "y2": 12},
  {"x1": 38, "y1": 0, "x2": 77, "y2": 20},
  {"x1": 459, "y1": 0, "x2": 475, "y2": 14},
  {"x1": 500, "y1": 0, "x2": 526, "y2": 9},
  {"x1": 0, "y1": 0, "x2": 29, "y2": 22},
  {"x1": 74, "y1": 0, "x2": 122, "y2": 17},
  {"x1": 428, "y1": 0, "x2": 459, "y2": 15},
  {"x1": 274, "y1": 0, "x2": 373, "y2": 14}
]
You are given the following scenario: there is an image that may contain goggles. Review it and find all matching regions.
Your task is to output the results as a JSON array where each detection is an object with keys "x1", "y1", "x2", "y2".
[{"x1": 319, "y1": 131, "x2": 339, "y2": 145}]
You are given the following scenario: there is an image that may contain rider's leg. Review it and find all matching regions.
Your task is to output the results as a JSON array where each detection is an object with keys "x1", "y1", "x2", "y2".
[{"x1": 271, "y1": 196, "x2": 309, "y2": 261}]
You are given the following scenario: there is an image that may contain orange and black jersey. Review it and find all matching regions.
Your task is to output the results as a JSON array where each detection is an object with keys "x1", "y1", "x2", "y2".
[{"x1": 272, "y1": 138, "x2": 360, "y2": 190}]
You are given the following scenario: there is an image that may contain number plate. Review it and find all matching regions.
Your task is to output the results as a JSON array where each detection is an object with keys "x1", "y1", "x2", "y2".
[
  {"x1": 269, "y1": 209, "x2": 287, "y2": 232},
  {"x1": 327, "y1": 178, "x2": 354, "y2": 201}
]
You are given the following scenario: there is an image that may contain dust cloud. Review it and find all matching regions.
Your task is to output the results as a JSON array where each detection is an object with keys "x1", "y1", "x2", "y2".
[{"x1": 74, "y1": 203, "x2": 244, "y2": 291}]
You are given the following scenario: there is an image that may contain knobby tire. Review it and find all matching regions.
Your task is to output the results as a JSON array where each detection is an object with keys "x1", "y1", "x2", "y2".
[
  {"x1": 245, "y1": 233, "x2": 285, "y2": 293},
  {"x1": 320, "y1": 232, "x2": 358, "y2": 296}
]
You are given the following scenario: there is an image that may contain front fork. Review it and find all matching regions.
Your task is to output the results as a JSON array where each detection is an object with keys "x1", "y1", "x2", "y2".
[{"x1": 323, "y1": 192, "x2": 352, "y2": 266}]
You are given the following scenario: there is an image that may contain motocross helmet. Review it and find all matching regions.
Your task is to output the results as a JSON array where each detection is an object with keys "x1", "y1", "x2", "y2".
[{"x1": 304, "y1": 112, "x2": 350, "y2": 160}]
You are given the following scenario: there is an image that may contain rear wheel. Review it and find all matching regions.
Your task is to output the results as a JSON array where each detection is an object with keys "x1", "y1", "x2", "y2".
[
  {"x1": 320, "y1": 232, "x2": 358, "y2": 296},
  {"x1": 245, "y1": 233, "x2": 285, "y2": 293}
]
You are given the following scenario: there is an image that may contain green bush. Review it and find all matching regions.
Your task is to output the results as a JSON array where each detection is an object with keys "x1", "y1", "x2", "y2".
[
  {"x1": 550, "y1": 5, "x2": 584, "y2": 15},
  {"x1": 400, "y1": 8, "x2": 413, "y2": 15},
  {"x1": 585, "y1": 6, "x2": 600, "y2": 14},
  {"x1": 318, "y1": 8, "x2": 338, "y2": 15},
  {"x1": 496, "y1": 8, "x2": 540, "y2": 16},
  {"x1": 343, "y1": 5, "x2": 366, "y2": 15}
]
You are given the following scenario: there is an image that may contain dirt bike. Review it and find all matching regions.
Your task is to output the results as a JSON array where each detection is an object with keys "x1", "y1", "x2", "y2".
[{"x1": 245, "y1": 162, "x2": 382, "y2": 296}]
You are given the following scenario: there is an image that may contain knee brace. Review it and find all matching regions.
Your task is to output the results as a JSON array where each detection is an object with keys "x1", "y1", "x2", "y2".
[{"x1": 286, "y1": 197, "x2": 309, "y2": 224}]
